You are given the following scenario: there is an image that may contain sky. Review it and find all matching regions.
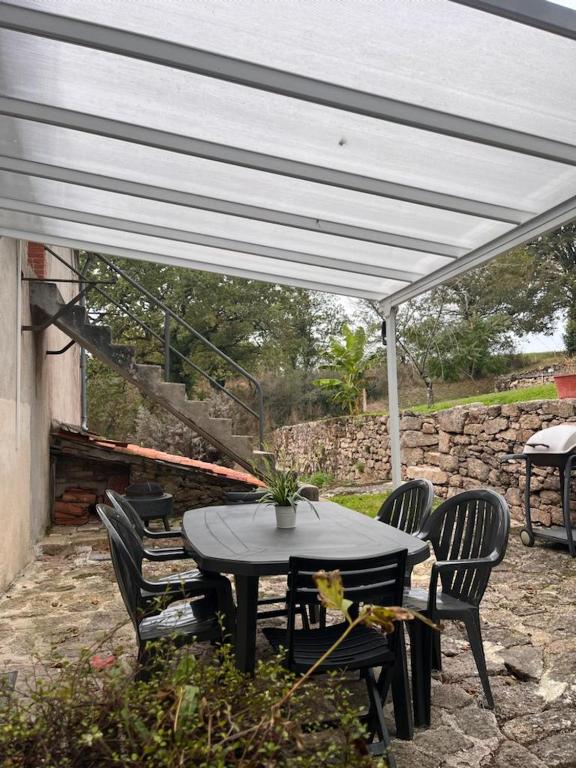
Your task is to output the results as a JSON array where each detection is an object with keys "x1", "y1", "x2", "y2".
[{"x1": 515, "y1": 316, "x2": 565, "y2": 353}]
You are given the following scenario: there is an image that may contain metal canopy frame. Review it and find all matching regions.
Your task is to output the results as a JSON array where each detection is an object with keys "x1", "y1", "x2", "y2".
[{"x1": 0, "y1": 0, "x2": 575, "y2": 486}]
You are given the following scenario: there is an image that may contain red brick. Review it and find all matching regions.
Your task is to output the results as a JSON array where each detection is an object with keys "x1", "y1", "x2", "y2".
[{"x1": 27, "y1": 242, "x2": 46, "y2": 278}]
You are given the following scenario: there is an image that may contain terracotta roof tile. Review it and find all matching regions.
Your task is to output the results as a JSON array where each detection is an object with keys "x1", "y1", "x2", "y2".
[{"x1": 54, "y1": 427, "x2": 264, "y2": 487}]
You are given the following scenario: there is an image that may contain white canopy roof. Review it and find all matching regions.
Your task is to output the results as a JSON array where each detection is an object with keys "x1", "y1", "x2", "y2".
[{"x1": 0, "y1": 0, "x2": 575, "y2": 306}]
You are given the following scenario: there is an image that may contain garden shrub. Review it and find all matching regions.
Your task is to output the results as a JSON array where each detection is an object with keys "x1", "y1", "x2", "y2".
[{"x1": 0, "y1": 643, "x2": 377, "y2": 767}]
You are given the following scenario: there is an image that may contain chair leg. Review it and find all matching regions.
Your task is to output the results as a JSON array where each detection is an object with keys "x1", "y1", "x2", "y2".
[
  {"x1": 136, "y1": 642, "x2": 153, "y2": 681},
  {"x1": 431, "y1": 630, "x2": 442, "y2": 672},
  {"x1": 216, "y1": 584, "x2": 236, "y2": 642},
  {"x1": 408, "y1": 621, "x2": 432, "y2": 728},
  {"x1": 390, "y1": 626, "x2": 413, "y2": 740},
  {"x1": 364, "y1": 667, "x2": 395, "y2": 767},
  {"x1": 463, "y1": 612, "x2": 494, "y2": 709},
  {"x1": 162, "y1": 516, "x2": 171, "y2": 531},
  {"x1": 300, "y1": 605, "x2": 311, "y2": 631}
]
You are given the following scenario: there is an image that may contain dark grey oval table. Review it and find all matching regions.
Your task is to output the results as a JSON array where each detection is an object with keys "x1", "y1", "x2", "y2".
[
  {"x1": 183, "y1": 500, "x2": 430, "y2": 741},
  {"x1": 183, "y1": 500, "x2": 428, "y2": 661}
]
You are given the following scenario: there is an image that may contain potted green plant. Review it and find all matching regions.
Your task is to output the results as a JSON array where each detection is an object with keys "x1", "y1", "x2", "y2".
[
  {"x1": 260, "y1": 467, "x2": 319, "y2": 529},
  {"x1": 554, "y1": 358, "x2": 576, "y2": 399}
]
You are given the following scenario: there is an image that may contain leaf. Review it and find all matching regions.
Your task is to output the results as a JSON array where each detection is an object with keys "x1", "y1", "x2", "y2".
[
  {"x1": 360, "y1": 605, "x2": 440, "y2": 634},
  {"x1": 174, "y1": 684, "x2": 199, "y2": 732},
  {"x1": 313, "y1": 570, "x2": 352, "y2": 620}
]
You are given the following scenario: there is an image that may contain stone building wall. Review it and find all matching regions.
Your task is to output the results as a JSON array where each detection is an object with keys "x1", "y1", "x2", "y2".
[{"x1": 274, "y1": 399, "x2": 576, "y2": 524}]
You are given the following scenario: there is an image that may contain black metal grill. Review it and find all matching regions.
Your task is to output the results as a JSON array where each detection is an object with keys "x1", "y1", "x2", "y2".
[
  {"x1": 123, "y1": 482, "x2": 173, "y2": 530},
  {"x1": 503, "y1": 424, "x2": 576, "y2": 556}
]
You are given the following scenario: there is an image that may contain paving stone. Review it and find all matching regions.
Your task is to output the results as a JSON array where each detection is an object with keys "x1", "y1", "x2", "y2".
[
  {"x1": 489, "y1": 740, "x2": 548, "y2": 768},
  {"x1": 392, "y1": 741, "x2": 441, "y2": 768},
  {"x1": 414, "y1": 724, "x2": 473, "y2": 755},
  {"x1": 531, "y1": 731, "x2": 576, "y2": 768},
  {"x1": 483, "y1": 626, "x2": 530, "y2": 648},
  {"x1": 501, "y1": 644, "x2": 543, "y2": 681},
  {"x1": 431, "y1": 683, "x2": 474, "y2": 712},
  {"x1": 453, "y1": 705, "x2": 501, "y2": 741},
  {"x1": 488, "y1": 678, "x2": 546, "y2": 721},
  {"x1": 502, "y1": 708, "x2": 576, "y2": 745}
]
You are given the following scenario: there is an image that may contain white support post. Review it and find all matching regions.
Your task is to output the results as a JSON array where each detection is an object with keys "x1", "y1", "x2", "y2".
[
  {"x1": 385, "y1": 307, "x2": 402, "y2": 487},
  {"x1": 15, "y1": 245, "x2": 21, "y2": 449}
]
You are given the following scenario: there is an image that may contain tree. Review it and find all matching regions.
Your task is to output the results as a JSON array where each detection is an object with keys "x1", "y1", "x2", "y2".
[
  {"x1": 526, "y1": 223, "x2": 576, "y2": 354},
  {"x1": 359, "y1": 244, "x2": 559, "y2": 402},
  {"x1": 313, "y1": 324, "x2": 374, "y2": 415}
]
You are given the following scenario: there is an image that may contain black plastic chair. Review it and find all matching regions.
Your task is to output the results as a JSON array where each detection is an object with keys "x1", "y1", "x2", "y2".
[
  {"x1": 98, "y1": 503, "x2": 232, "y2": 618},
  {"x1": 263, "y1": 550, "x2": 408, "y2": 765},
  {"x1": 377, "y1": 479, "x2": 434, "y2": 536},
  {"x1": 224, "y1": 490, "x2": 268, "y2": 504},
  {"x1": 404, "y1": 490, "x2": 510, "y2": 720},
  {"x1": 106, "y1": 489, "x2": 185, "y2": 542},
  {"x1": 97, "y1": 505, "x2": 234, "y2": 663}
]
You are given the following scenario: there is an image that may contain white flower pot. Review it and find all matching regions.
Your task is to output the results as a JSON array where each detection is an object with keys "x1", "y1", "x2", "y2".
[{"x1": 275, "y1": 505, "x2": 296, "y2": 529}]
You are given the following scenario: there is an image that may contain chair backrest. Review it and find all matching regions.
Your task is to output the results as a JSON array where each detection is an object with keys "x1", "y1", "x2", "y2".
[
  {"x1": 106, "y1": 489, "x2": 146, "y2": 540},
  {"x1": 286, "y1": 550, "x2": 407, "y2": 666},
  {"x1": 424, "y1": 490, "x2": 510, "y2": 606},
  {"x1": 377, "y1": 479, "x2": 434, "y2": 535},
  {"x1": 99, "y1": 501, "x2": 146, "y2": 571},
  {"x1": 223, "y1": 489, "x2": 268, "y2": 504},
  {"x1": 96, "y1": 504, "x2": 146, "y2": 631}
]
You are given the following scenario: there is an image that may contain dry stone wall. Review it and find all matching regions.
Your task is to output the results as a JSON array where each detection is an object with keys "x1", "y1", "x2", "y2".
[{"x1": 274, "y1": 399, "x2": 576, "y2": 524}]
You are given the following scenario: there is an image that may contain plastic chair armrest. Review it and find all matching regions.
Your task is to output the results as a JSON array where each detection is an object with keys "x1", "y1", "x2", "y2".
[
  {"x1": 143, "y1": 547, "x2": 190, "y2": 561},
  {"x1": 142, "y1": 573, "x2": 227, "y2": 598},
  {"x1": 144, "y1": 527, "x2": 183, "y2": 540},
  {"x1": 427, "y1": 556, "x2": 496, "y2": 614}
]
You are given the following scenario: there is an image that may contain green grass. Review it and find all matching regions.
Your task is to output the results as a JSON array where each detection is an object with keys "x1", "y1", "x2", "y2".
[
  {"x1": 408, "y1": 382, "x2": 556, "y2": 415},
  {"x1": 330, "y1": 492, "x2": 389, "y2": 518}
]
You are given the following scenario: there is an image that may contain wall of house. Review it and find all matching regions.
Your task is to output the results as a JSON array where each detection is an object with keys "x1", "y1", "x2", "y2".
[
  {"x1": 274, "y1": 399, "x2": 576, "y2": 524},
  {"x1": 0, "y1": 239, "x2": 81, "y2": 590}
]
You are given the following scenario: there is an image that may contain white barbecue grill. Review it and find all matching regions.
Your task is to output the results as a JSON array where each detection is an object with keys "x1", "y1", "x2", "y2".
[{"x1": 503, "y1": 425, "x2": 576, "y2": 556}]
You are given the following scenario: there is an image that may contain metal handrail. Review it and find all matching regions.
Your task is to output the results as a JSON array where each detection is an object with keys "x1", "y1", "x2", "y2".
[
  {"x1": 68, "y1": 249, "x2": 264, "y2": 447},
  {"x1": 91, "y1": 283, "x2": 260, "y2": 421}
]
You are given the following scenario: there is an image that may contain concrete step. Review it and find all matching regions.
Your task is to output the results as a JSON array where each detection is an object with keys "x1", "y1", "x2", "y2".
[{"x1": 29, "y1": 281, "x2": 264, "y2": 474}]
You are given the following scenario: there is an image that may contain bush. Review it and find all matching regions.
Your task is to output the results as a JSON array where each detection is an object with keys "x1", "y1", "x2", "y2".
[
  {"x1": 300, "y1": 471, "x2": 335, "y2": 489},
  {"x1": 0, "y1": 643, "x2": 377, "y2": 767}
]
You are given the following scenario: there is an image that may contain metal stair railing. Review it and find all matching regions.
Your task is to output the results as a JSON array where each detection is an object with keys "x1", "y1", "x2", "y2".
[{"x1": 42, "y1": 247, "x2": 265, "y2": 449}]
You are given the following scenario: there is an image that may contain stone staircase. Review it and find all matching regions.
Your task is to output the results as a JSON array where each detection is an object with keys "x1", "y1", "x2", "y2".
[{"x1": 30, "y1": 281, "x2": 265, "y2": 474}]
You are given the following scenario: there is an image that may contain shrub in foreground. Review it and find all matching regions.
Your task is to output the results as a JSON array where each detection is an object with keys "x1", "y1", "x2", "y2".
[{"x1": 0, "y1": 643, "x2": 377, "y2": 768}]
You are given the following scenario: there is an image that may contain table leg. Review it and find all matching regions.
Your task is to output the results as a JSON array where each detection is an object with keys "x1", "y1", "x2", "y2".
[{"x1": 234, "y1": 574, "x2": 260, "y2": 673}]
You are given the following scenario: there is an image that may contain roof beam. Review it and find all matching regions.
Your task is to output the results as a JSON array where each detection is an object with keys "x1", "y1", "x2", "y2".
[
  {"x1": 381, "y1": 194, "x2": 576, "y2": 312},
  {"x1": 0, "y1": 223, "x2": 387, "y2": 300},
  {"x1": 0, "y1": 196, "x2": 422, "y2": 282},
  {"x1": 0, "y1": 98, "x2": 529, "y2": 224},
  {"x1": 0, "y1": 3, "x2": 575, "y2": 163},
  {"x1": 448, "y1": 0, "x2": 576, "y2": 41},
  {"x1": 0, "y1": 154, "x2": 464, "y2": 259}
]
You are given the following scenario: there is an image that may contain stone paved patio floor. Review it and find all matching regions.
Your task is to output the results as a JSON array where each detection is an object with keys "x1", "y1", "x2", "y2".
[{"x1": 2, "y1": 519, "x2": 576, "y2": 767}]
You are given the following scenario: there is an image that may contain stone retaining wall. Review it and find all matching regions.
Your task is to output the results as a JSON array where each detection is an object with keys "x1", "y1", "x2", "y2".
[{"x1": 273, "y1": 399, "x2": 576, "y2": 524}]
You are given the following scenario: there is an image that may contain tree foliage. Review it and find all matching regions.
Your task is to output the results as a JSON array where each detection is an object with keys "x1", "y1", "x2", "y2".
[
  {"x1": 526, "y1": 222, "x2": 576, "y2": 354},
  {"x1": 313, "y1": 324, "x2": 374, "y2": 415},
  {"x1": 85, "y1": 255, "x2": 345, "y2": 388}
]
